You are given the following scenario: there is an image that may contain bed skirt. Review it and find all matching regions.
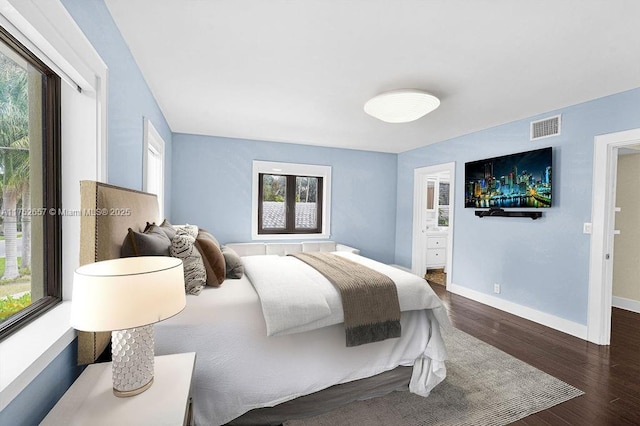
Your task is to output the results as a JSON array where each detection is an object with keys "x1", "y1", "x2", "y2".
[{"x1": 228, "y1": 366, "x2": 412, "y2": 425}]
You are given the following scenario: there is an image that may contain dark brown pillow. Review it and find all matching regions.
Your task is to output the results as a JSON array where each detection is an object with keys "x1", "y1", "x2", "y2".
[
  {"x1": 121, "y1": 224, "x2": 171, "y2": 257},
  {"x1": 198, "y1": 228, "x2": 220, "y2": 248},
  {"x1": 221, "y1": 245, "x2": 244, "y2": 279},
  {"x1": 195, "y1": 231, "x2": 226, "y2": 286}
]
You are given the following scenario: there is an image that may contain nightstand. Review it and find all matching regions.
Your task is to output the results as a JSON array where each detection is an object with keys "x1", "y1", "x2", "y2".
[{"x1": 41, "y1": 352, "x2": 196, "y2": 426}]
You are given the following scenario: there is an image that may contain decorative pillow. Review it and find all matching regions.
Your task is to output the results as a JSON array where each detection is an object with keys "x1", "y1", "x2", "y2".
[
  {"x1": 195, "y1": 231, "x2": 226, "y2": 286},
  {"x1": 170, "y1": 231, "x2": 206, "y2": 295},
  {"x1": 221, "y1": 245, "x2": 244, "y2": 279},
  {"x1": 198, "y1": 228, "x2": 220, "y2": 248},
  {"x1": 121, "y1": 224, "x2": 171, "y2": 257},
  {"x1": 158, "y1": 219, "x2": 177, "y2": 240},
  {"x1": 173, "y1": 223, "x2": 198, "y2": 239}
]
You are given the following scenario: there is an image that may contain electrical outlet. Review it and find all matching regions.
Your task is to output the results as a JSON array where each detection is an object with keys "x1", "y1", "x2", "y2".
[{"x1": 493, "y1": 283, "x2": 501, "y2": 294}]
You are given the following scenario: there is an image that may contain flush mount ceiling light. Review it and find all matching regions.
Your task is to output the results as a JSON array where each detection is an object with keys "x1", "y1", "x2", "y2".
[{"x1": 364, "y1": 89, "x2": 440, "y2": 123}]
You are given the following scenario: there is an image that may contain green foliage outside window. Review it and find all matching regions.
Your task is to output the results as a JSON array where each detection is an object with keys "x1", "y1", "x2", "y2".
[{"x1": 0, "y1": 293, "x2": 30, "y2": 321}]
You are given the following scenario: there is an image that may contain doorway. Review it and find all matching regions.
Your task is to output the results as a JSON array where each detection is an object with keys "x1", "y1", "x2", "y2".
[
  {"x1": 612, "y1": 146, "x2": 640, "y2": 313},
  {"x1": 412, "y1": 162, "x2": 455, "y2": 287},
  {"x1": 587, "y1": 128, "x2": 640, "y2": 345}
]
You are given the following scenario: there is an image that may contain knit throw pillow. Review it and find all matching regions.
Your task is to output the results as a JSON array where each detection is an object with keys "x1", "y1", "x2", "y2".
[{"x1": 170, "y1": 226, "x2": 206, "y2": 295}]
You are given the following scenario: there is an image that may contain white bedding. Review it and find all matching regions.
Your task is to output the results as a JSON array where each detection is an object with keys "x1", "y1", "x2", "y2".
[
  {"x1": 242, "y1": 255, "x2": 333, "y2": 335},
  {"x1": 244, "y1": 251, "x2": 450, "y2": 336},
  {"x1": 154, "y1": 267, "x2": 448, "y2": 425}
]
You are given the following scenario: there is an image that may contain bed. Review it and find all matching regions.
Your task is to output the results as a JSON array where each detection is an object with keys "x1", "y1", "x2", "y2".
[{"x1": 77, "y1": 180, "x2": 449, "y2": 426}]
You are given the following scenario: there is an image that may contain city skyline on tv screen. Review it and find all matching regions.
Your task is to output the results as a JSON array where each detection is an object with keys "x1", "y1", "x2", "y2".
[{"x1": 465, "y1": 147, "x2": 552, "y2": 208}]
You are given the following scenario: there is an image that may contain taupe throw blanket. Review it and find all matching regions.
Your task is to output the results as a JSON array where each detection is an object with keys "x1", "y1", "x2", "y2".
[{"x1": 289, "y1": 252, "x2": 401, "y2": 346}]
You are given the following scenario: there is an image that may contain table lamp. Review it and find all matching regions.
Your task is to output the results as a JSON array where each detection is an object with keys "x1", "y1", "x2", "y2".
[{"x1": 71, "y1": 256, "x2": 186, "y2": 397}]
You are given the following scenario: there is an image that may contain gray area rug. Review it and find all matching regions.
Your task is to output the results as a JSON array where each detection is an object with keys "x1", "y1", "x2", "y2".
[{"x1": 285, "y1": 328, "x2": 584, "y2": 426}]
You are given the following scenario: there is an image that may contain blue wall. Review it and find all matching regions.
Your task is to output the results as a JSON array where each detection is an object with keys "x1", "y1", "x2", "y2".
[
  {"x1": 0, "y1": 2, "x2": 173, "y2": 424},
  {"x1": 0, "y1": 341, "x2": 82, "y2": 426},
  {"x1": 395, "y1": 87, "x2": 640, "y2": 325},
  {"x1": 61, "y1": 0, "x2": 173, "y2": 217},
  {"x1": 171, "y1": 134, "x2": 398, "y2": 263},
  {"x1": 8, "y1": 1, "x2": 639, "y2": 423}
]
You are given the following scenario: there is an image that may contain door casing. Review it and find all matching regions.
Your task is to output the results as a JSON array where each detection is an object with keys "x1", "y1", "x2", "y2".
[
  {"x1": 588, "y1": 128, "x2": 640, "y2": 345},
  {"x1": 412, "y1": 162, "x2": 456, "y2": 286}
]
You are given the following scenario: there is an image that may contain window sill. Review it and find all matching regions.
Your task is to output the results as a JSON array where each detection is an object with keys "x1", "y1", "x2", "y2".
[
  {"x1": 0, "y1": 301, "x2": 75, "y2": 411},
  {"x1": 252, "y1": 232, "x2": 331, "y2": 241}
]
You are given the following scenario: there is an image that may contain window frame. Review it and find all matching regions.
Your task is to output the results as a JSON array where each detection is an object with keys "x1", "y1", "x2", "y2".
[
  {"x1": 257, "y1": 173, "x2": 324, "y2": 235},
  {"x1": 0, "y1": 25, "x2": 62, "y2": 341},
  {"x1": 252, "y1": 161, "x2": 331, "y2": 240},
  {"x1": 143, "y1": 117, "x2": 165, "y2": 218},
  {"x1": 437, "y1": 181, "x2": 450, "y2": 227}
]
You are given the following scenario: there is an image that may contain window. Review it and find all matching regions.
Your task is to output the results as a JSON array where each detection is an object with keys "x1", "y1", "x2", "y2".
[
  {"x1": 143, "y1": 118, "x2": 165, "y2": 218},
  {"x1": 252, "y1": 161, "x2": 331, "y2": 239},
  {"x1": 438, "y1": 182, "x2": 450, "y2": 227},
  {"x1": 0, "y1": 26, "x2": 62, "y2": 339},
  {"x1": 258, "y1": 174, "x2": 323, "y2": 234}
]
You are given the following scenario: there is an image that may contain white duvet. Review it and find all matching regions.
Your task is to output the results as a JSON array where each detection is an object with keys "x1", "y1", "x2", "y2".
[
  {"x1": 155, "y1": 253, "x2": 448, "y2": 426},
  {"x1": 244, "y1": 251, "x2": 450, "y2": 336}
]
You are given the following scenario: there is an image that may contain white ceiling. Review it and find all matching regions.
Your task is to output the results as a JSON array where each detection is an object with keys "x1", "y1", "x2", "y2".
[{"x1": 105, "y1": 0, "x2": 640, "y2": 153}]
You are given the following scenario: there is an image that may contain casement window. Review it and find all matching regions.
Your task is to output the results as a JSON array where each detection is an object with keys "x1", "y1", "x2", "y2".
[
  {"x1": 258, "y1": 173, "x2": 323, "y2": 234},
  {"x1": 252, "y1": 161, "x2": 331, "y2": 239},
  {"x1": 0, "y1": 26, "x2": 62, "y2": 339}
]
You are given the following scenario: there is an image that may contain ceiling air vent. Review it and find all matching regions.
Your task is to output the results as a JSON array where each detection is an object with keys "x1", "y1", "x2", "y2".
[{"x1": 530, "y1": 115, "x2": 561, "y2": 141}]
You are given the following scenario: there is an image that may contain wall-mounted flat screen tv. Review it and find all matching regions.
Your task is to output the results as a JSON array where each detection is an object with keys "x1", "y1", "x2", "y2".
[{"x1": 465, "y1": 147, "x2": 552, "y2": 208}]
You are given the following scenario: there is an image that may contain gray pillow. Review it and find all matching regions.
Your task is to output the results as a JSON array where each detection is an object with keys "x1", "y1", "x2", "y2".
[
  {"x1": 221, "y1": 245, "x2": 244, "y2": 279},
  {"x1": 158, "y1": 219, "x2": 177, "y2": 240},
  {"x1": 121, "y1": 225, "x2": 171, "y2": 257}
]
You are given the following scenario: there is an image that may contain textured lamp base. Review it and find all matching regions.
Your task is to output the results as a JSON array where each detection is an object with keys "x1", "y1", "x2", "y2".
[{"x1": 111, "y1": 325, "x2": 155, "y2": 397}]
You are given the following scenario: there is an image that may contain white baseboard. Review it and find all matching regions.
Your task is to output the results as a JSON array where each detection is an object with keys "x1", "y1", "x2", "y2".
[
  {"x1": 447, "y1": 283, "x2": 588, "y2": 340},
  {"x1": 612, "y1": 296, "x2": 640, "y2": 314}
]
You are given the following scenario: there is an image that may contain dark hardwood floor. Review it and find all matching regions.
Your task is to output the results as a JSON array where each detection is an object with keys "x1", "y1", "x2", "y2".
[{"x1": 429, "y1": 283, "x2": 640, "y2": 426}]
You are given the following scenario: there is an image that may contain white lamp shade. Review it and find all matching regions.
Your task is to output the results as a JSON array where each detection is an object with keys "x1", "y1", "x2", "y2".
[
  {"x1": 71, "y1": 256, "x2": 186, "y2": 332},
  {"x1": 364, "y1": 89, "x2": 440, "y2": 123}
]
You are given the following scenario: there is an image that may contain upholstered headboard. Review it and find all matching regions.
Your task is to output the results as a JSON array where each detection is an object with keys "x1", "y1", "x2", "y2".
[{"x1": 77, "y1": 180, "x2": 160, "y2": 364}]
